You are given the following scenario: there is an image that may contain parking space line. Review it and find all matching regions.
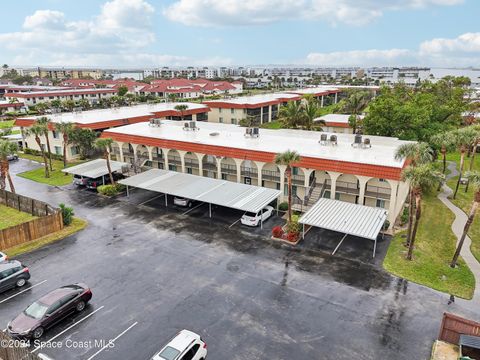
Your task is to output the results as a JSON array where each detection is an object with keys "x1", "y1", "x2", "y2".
[
  {"x1": 86, "y1": 321, "x2": 138, "y2": 360},
  {"x1": 182, "y1": 202, "x2": 204, "y2": 215},
  {"x1": 31, "y1": 305, "x2": 105, "y2": 353},
  {"x1": 229, "y1": 213, "x2": 246, "y2": 228},
  {"x1": 139, "y1": 194, "x2": 164, "y2": 206},
  {"x1": 0, "y1": 280, "x2": 48, "y2": 304}
]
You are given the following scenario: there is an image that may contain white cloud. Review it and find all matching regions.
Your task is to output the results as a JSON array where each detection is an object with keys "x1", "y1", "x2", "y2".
[
  {"x1": 0, "y1": 0, "x2": 231, "y2": 67},
  {"x1": 304, "y1": 32, "x2": 480, "y2": 67},
  {"x1": 164, "y1": 0, "x2": 463, "y2": 27}
]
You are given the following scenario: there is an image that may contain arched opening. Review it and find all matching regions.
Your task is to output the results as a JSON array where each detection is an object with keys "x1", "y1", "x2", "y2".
[
  {"x1": 151, "y1": 147, "x2": 164, "y2": 169},
  {"x1": 110, "y1": 142, "x2": 121, "y2": 161},
  {"x1": 220, "y1": 157, "x2": 237, "y2": 182},
  {"x1": 240, "y1": 160, "x2": 258, "y2": 185},
  {"x1": 167, "y1": 149, "x2": 181, "y2": 172},
  {"x1": 335, "y1": 174, "x2": 360, "y2": 204},
  {"x1": 184, "y1": 152, "x2": 199, "y2": 175},
  {"x1": 136, "y1": 145, "x2": 149, "y2": 162},
  {"x1": 365, "y1": 178, "x2": 392, "y2": 209},
  {"x1": 122, "y1": 143, "x2": 134, "y2": 164},
  {"x1": 202, "y1": 154, "x2": 218, "y2": 178},
  {"x1": 261, "y1": 163, "x2": 281, "y2": 190}
]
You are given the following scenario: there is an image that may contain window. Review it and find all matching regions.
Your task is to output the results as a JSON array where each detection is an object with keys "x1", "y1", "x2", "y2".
[
  {"x1": 376, "y1": 199, "x2": 386, "y2": 208},
  {"x1": 323, "y1": 190, "x2": 330, "y2": 198},
  {"x1": 52, "y1": 131, "x2": 59, "y2": 139},
  {"x1": 231, "y1": 118, "x2": 237, "y2": 125},
  {"x1": 158, "y1": 346, "x2": 180, "y2": 360},
  {"x1": 221, "y1": 173, "x2": 227, "y2": 180},
  {"x1": 219, "y1": 108, "x2": 222, "y2": 113},
  {"x1": 55, "y1": 146, "x2": 62, "y2": 155},
  {"x1": 335, "y1": 192, "x2": 340, "y2": 200},
  {"x1": 181, "y1": 344, "x2": 200, "y2": 360},
  {"x1": 59, "y1": 293, "x2": 77, "y2": 307},
  {"x1": 169, "y1": 164, "x2": 177, "y2": 172},
  {"x1": 187, "y1": 167, "x2": 192, "y2": 174},
  {"x1": 379, "y1": 178, "x2": 386, "y2": 182},
  {"x1": 231, "y1": 109, "x2": 235, "y2": 114},
  {"x1": 46, "y1": 301, "x2": 63, "y2": 315},
  {"x1": 219, "y1": 117, "x2": 223, "y2": 123},
  {"x1": 71, "y1": 146, "x2": 79, "y2": 156},
  {"x1": 276, "y1": 182, "x2": 280, "y2": 190}
]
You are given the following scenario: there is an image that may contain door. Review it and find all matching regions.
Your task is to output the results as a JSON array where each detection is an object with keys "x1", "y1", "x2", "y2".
[
  {"x1": 43, "y1": 301, "x2": 63, "y2": 329},
  {"x1": 262, "y1": 208, "x2": 270, "y2": 221},
  {"x1": 0, "y1": 268, "x2": 17, "y2": 292},
  {"x1": 244, "y1": 177, "x2": 251, "y2": 185},
  {"x1": 0, "y1": 269, "x2": 14, "y2": 292},
  {"x1": 56, "y1": 293, "x2": 78, "y2": 323}
]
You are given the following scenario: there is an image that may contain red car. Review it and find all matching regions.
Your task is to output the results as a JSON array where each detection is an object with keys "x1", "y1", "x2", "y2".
[{"x1": 7, "y1": 283, "x2": 92, "y2": 339}]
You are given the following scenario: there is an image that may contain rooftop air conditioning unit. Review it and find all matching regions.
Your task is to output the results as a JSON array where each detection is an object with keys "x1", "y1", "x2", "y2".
[
  {"x1": 189, "y1": 121, "x2": 197, "y2": 130},
  {"x1": 149, "y1": 118, "x2": 162, "y2": 127},
  {"x1": 252, "y1": 127, "x2": 259, "y2": 138},
  {"x1": 352, "y1": 133, "x2": 362, "y2": 148},
  {"x1": 244, "y1": 127, "x2": 253, "y2": 137}
]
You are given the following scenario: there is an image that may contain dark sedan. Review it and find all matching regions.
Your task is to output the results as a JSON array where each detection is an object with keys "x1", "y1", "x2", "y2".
[{"x1": 7, "y1": 283, "x2": 92, "y2": 339}]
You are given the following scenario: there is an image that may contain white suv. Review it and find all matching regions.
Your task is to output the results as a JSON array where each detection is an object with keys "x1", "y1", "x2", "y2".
[
  {"x1": 241, "y1": 205, "x2": 274, "y2": 227},
  {"x1": 152, "y1": 330, "x2": 207, "y2": 360}
]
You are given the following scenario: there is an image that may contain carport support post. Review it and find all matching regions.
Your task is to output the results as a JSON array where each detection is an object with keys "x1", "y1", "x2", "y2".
[
  {"x1": 302, "y1": 223, "x2": 305, "y2": 239},
  {"x1": 261, "y1": 214, "x2": 263, "y2": 229},
  {"x1": 126, "y1": 185, "x2": 129, "y2": 197},
  {"x1": 165, "y1": 193, "x2": 168, "y2": 207},
  {"x1": 373, "y1": 237, "x2": 377, "y2": 258},
  {"x1": 209, "y1": 203, "x2": 212, "y2": 218}
]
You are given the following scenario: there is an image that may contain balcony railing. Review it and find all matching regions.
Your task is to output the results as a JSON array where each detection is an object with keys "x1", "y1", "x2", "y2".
[
  {"x1": 262, "y1": 170, "x2": 280, "y2": 182},
  {"x1": 221, "y1": 164, "x2": 237, "y2": 175},
  {"x1": 241, "y1": 166, "x2": 258, "y2": 177},
  {"x1": 184, "y1": 159, "x2": 199, "y2": 168},
  {"x1": 291, "y1": 174, "x2": 305, "y2": 186},
  {"x1": 365, "y1": 185, "x2": 391, "y2": 200},
  {"x1": 335, "y1": 180, "x2": 360, "y2": 195},
  {"x1": 203, "y1": 162, "x2": 217, "y2": 171},
  {"x1": 168, "y1": 155, "x2": 182, "y2": 166}
]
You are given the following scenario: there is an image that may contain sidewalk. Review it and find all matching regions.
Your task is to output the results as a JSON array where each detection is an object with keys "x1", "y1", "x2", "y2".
[{"x1": 438, "y1": 161, "x2": 480, "y2": 306}]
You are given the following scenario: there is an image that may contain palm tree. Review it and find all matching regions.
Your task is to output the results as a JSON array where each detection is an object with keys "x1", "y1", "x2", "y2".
[
  {"x1": 26, "y1": 124, "x2": 50, "y2": 178},
  {"x1": 338, "y1": 90, "x2": 370, "y2": 134},
  {"x1": 174, "y1": 104, "x2": 189, "y2": 122},
  {"x1": 468, "y1": 125, "x2": 480, "y2": 172},
  {"x1": 95, "y1": 138, "x2": 115, "y2": 185},
  {"x1": 0, "y1": 140, "x2": 18, "y2": 193},
  {"x1": 302, "y1": 95, "x2": 325, "y2": 130},
  {"x1": 451, "y1": 171, "x2": 480, "y2": 268},
  {"x1": 430, "y1": 132, "x2": 455, "y2": 175},
  {"x1": 55, "y1": 122, "x2": 74, "y2": 170},
  {"x1": 274, "y1": 150, "x2": 301, "y2": 224},
  {"x1": 36, "y1": 117, "x2": 53, "y2": 171},
  {"x1": 278, "y1": 101, "x2": 304, "y2": 129},
  {"x1": 395, "y1": 142, "x2": 434, "y2": 247},
  {"x1": 401, "y1": 164, "x2": 444, "y2": 260},
  {"x1": 451, "y1": 127, "x2": 477, "y2": 199}
]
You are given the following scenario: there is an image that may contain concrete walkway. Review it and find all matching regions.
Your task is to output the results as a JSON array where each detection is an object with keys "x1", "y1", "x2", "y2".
[{"x1": 438, "y1": 161, "x2": 480, "y2": 305}]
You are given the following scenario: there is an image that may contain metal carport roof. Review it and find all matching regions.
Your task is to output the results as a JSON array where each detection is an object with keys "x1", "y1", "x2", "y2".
[
  {"x1": 299, "y1": 198, "x2": 388, "y2": 257},
  {"x1": 62, "y1": 159, "x2": 128, "y2": 179},
  {"x1": 118, "y1": 169, "x2": 281, "y2": 214}
]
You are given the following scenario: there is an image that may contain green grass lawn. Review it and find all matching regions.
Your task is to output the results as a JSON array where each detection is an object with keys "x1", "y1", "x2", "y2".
[
  {"x1": 383, "y1": 190, "x2": 475, "y2": 299},
  {"x1": 18, "y1": 153, "x2": 84, "y2": 187},
  {"x1": 0, "y1": 205, "x2": 37, "y2": 230},
  {"x1": 445, "y1": 151, "x2": 480, "y2": 263},
  {"x1": 4, "y1": 217, "x2": 87, "y2": 257},
  {"x1": 0, "y1": 120, "x2": 15, "y2": 129}
]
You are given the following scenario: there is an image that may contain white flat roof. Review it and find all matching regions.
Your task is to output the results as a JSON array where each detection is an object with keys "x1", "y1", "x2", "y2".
[
  {"x1": 288, "y1": 87, "x2": 339, "y2": 94},
  {"x1": 18, "y1": 103, "x2": 209, "y2": 125},
  {"x1": 316, "y1": 114, "x2": 364, "y2": 124},
  {"x1": 8, "y1": 88, "x2": 112, "y2": 95},
  {"x1": 62, "y1": 159, "x2": 128, "y2": 178},
  {"x1": 104, "y1": 120, "x2": 410, "y2": 168},
  {"x1": 205, "y1": 93, "x2": 299, "y2": 105},
  {"x1": 299, "y1": 198, "x2": 388, "y2": 240},
  {"x1": 119, "y1": 169, "x2": 281, "y2": 213}
]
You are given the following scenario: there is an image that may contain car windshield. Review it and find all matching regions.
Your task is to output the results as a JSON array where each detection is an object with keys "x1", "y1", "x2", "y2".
[
  {"x1": 24, "y1": 301, "x2": 49, "y2": 319},
  {"x1": 73, "y1": 175, "x2": 81, "y2": 179},
  {"x1": 157, "y1": 346, "x2": 180, "y2": 360},
  {"x1": 244, "y1": 212, "x2": 257, "y2": 217}
]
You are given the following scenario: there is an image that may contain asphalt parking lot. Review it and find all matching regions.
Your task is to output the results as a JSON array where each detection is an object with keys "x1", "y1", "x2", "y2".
[{"x1": 1, "y1": 159, "x2": 480, "y2": 360}]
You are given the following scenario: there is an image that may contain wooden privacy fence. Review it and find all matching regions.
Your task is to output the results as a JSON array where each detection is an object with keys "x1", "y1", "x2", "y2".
[
  {"x1": 438, "y1": 312, "x2": 480, "y2": 344},
  {"x1": 0, "y1": 189, "x2": 56, "y2": 217},
  {"x1": 0, "y1": 190, "x2": 63, "y2": 250},
  {"x1": 0, "y1": 331, "x2": 41, "y2": 360}
]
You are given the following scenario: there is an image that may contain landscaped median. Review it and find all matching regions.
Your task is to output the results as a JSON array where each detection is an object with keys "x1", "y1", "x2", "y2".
[
  {"x1": 18, "y1": 152, "x2": 84, "y2": 186},
  {"x1": 383, "y1": 191, "x2": 475, "y2": 299}
]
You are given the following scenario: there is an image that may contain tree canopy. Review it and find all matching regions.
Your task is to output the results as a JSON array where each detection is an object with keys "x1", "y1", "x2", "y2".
[{"x1": 363, "y1": 78, "x2": 469, "y2": 141}]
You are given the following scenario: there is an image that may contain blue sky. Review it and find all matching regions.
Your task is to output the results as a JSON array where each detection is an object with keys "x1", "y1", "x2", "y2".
[{"x1": 0, "y1": 0, "x2": 479, "y2": 67}]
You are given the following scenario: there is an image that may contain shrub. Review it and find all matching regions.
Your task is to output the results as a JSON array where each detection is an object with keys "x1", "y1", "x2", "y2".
[
  {"x1": 272, "y1": 226, "x2": 284, "y2": 238},
  {"x1": 59, "y1": 203, "x2": 74, "y2": 226},
  {"x1": 278, "y1": 202, "x2": 288, "y2": 211},
  {"x1": 286, "y1": 220, "x2": 300, "y2": 234},
  {"x1": 24, "y1": 148, "x2": 64, "y2": 161},
  {"x1": 382, "y1": 220, "x2": 391, "y2": 231},
  {"x1": 97, "y1": 184, "x2": 123, "y2": 196},
  {"x1": 286, "y1": 232, "x2": 298, "y2": 242}
]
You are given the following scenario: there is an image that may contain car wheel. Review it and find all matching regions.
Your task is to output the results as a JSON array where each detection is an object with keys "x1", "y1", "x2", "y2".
[
  {"x1": 76, "y1": 301, "x2": 86, "y2": 312},
  {"x1": 32, "y1": 327, "x2": 44, "y2": 339},
  {"x1": 16, "y1": 278, "x2": 26, "y2": 287}
]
